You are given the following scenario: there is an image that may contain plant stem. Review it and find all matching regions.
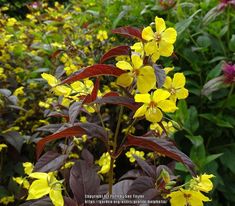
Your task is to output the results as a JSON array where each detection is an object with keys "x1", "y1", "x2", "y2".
[
  {"x1": 108, "y1": 105, "x2": 124, "y2": 194},
  {"x1": 220, "y1": 84, "x2": 234, "y2": 114}
]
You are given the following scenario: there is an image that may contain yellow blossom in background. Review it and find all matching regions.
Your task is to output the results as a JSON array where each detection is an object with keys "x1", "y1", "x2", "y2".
[
  {"x1": 27, "y1": 172, "x2": 64, "y2": 206},
  {"x1": 23, "y1": 162, "x2": 34, "y2": 175},
  {"x1": 0, "y1": 144, "x2": 7, "y2": 152},
  {"x1": 134, "y1": 89, "x2": 178, "y2": 122},
  {"x1": 6, "y1": 18, "x2": 17, "y2": 27},
  {"x1": 116, "y1": 54, "x2": 156, "y2": 93},
  {"x1": 150, "y1": 121, "x2": 176, "y2": 135},
  {"x1": 167, "y1": 188, "x2": 210, "y2": 206},
  {"x1": 126, "y1": 147, "x2": 145, "y2": 163},
  {"x1": 96, "y1": 152, "x2": 114, "y2": 174},
  {"x1": 13, "y1": 177, "x2": 30, "y2": 189},
  {"x1": 190, "y1": 174, "x2": 215, "y2": 193},
  {"x1": 61, "y1": 161, "x2": 75, "y2": 169},
  {"x1": 131, "y1": 42, "x2": 144, "y2": 57},
  {"x1": 41, "y1": 73, "x2": 58, "y2": 87},
  {"x1": 39, "y1": 101, "x2": 50, "y2": 109},
  {"x1": 163, "y1": 73, "x2": 188, "y2": 102},
  {"x1": 97, "y1": 30, "x2": 108, "y2": 41},
  {"x1": 164, "y1": 67, "x2": 174, "y2": 75},
  {"x1": 0, "y1": 195, "x2": 14, "y2": 205},
  {"x1": 13, "y1": 86, "x2": 24, "y2": 96},
  {"x1": 142, "y1": 16, "x2": 177, "y2": 62}
]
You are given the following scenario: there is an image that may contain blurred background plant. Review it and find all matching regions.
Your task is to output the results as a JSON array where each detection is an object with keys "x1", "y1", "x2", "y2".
[{"x1": 0, "y1": 0, "x2": 234, "y2": 205}]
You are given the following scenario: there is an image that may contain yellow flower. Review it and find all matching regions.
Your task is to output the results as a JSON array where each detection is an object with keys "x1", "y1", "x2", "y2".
[
  {"x1": 0, "y1": 195, "x2": 14, "y2": 205},
  {"x1": 96, "y1": 152, "x2": 114, "y2": 174},
  {"x1": 97, "y1": 30, "x2": 108, "y2": 41},
  {"x1": 6, "y1": 18, "x2": 17, "y2": 27},
  {"x1": 27, "y1": 172, "x2": 64, "y2": 206},
  {"x1": 150, "y1": 121, "x2": 175, "y2": 135},
  {"x1": 167, "y1": 188, "x2": 210, "y2": 206},
  {"x1": 134, "y1": 89, "x2": 178, "y2": 122},
  {"x1": 131, "y1": 42, "x2": 144, "y2": 57},
  {"x1": 23, "y1": 162, "x2": 34, "y2": 175},
  {"x1": 13, "y1": 177, "x2": 30, "y2": 189},
  {"x1": 125, "y1": 148, "x2": 145, "y2": 163},
  {"x1": 0, "y1": 144, "x2": 7, "y2": 152},
  {"x1": 190, "y1": 174, "x2": 215, "y2": 193},
  {"x1": 13, "y1": 86, "x2": 24, "y2": 96},
  {"x1": 41, "y1": 73, "x2": 71, "y2": 96},
  {"x1": 116, "y1": 54, "x2": 156, "y2": 93},
  {"x1": 142, "y1": 16, "x2": 177, "y2": 62},
  {"x1": 163, "y1": 73, "x2": 188, "y2": 102}
]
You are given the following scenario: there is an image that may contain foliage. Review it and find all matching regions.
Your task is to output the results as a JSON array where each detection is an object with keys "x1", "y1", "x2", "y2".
[{"x1": 0, "y1": 0, "x2": 235, "y2": 205}]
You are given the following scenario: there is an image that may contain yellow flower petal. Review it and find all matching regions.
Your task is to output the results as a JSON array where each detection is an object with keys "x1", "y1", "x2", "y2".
[
  {"x1": 137, "y1": 66, "x2": 156, "y2": 93},
  {"x1": 134, "y1": 94, "x2": 151, "y2": 104},
  {"x1": 41, "y1": 73, "x2": 58, "y2": 87},
  {"x1": 116, "y1": 73, "x2": 133, "y2": 87},
  {"x1": 145, "y1": 107, "x2": 163, "y2": 122},
  {"x1": 29, "y1": 172, "x2": 48, "y2": 180},
  {"x1": 151, "y1": 51, "x2": 160, "y2": 62},
  {"x1": 155, "y1": 17, "x2": 166, "y2": 33},
  {"x1": 163, "y1": 76, "x2": 172, "y2": 89},
  {"x1": 49, "y1": 189, "x2": 64, "y2": 206},
  {"x1": 71, "y1": 81, "x2": 85, "y2": 92},
  {"x1": 164, "y1": 67, "x2": 174, "y2": 75},
  {"x1": 144, "y1": 41, "x2": 157, "y2": 56},
  {"x1": 172, "y1": 73, "x2": 186, "y2": 89},
  {"x1": 131, "y1": 42, "x2": 144, "y2": 54},
  {"x1": 152, "y1": 89, "x2": 170, "y2": 103},
  {"x1": 167, "y1": 190, "x2": 187, "y2": 206},
  {"x1": 161, "y1": 28, "x2": 177, "y2": 44},
  {"x1": 131, "y1": 55, "x2": 143, "y2": 69},
  {"x1": 27, "y1": 179, "x2": 50, "y2": 200},
  {"x1": 176, "y1": 88, "x2": 188, "y2": 99},
  {"x1": 159, "y1": 41, "x2": 174, "y2": 57},
  {"x1": 54, "y1": 85, "x2": 72, "y2": 96},
  {"x1": 116, "y1": 61, "x2": 133, "y2": 71},
  {"x1": 142, "y1": 26, "x2": 155, "y2": 41},
  {"x1": 157, "y1": 100, "x2": 178, "y2": 113},
  {"x1": 133, "y1": 104, "x2": 148, "y2": 118}
]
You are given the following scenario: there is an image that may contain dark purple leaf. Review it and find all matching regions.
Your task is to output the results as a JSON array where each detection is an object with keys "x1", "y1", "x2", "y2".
[
  {"x1": 69, "y1": 102, "x2": 82, "y2": 124},
  {"x1": 36, "y1": 125, "x2": 86, "y2": 159},
  {"x1": 100, "y1": 46, "x2": 130, "y2": 63},
  {"x1": 81, "y1": 149, "x2": 94, "y2": 165},
  {"x1": 126, "y1": 134, "x2": 196, "y2": 176},
  {"x1": 70, "y1": 160, "x2": 100, "y2": 204},
  {"x1": 61, "y1": 64, "x2": 125, "y2": 84},
  {"x1": 93, "y1": 96, "x2": 139, "y2": 111},
  {"x1": 83, "y1": 77, "x2": 100, "y2": 104},
  {"x1": 64, "y1": 197, "x2": 77, "y2": 206},
  {"x1": 153, "y1": 64, "x2": 166, "y2": 88},
  {"x1": 112, "y1": 26, "x2": 143, "y2": 40},
  {"x1": 34, "y1": 151, "x2": 68, "y2": 172},
  {"x1": 119, "y1": 169, "x2": 142, "y2": 181},
  {"x1": 2, "y1": 131, "x2": 24, "y2": 153},
  {"x1": 127, "y1": 176, "x2": 155, "y2": 195},
  {"x1": 112, "y1": 180, "x2": 134, "y2": 195},
  {"x1": 134, "y1": 156, "x2": 156, "y2": 178}
]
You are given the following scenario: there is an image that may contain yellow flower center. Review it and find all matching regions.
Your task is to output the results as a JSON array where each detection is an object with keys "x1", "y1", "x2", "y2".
[
  {"x1": 155, "y1": 33, "x2": 161, "y2": 42},
  {"x1": 170, "y1": 88, "x2": 176, "y2": 95}
]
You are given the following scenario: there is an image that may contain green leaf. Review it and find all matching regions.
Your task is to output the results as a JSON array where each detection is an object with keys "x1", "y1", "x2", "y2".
[
  {"x1": 229, "y1": 34, "x2": 235, "y2": 52},
  {"x1": 185, "y1": 106, "x2": 199, "y2": 133},
  {"x1": 186, "y1": 135, "x2": 203, "y2": 147},
  {"x1": 205, "y1": 153, "x2": 223, "y2": 164},
  {"x1": 175, "y1": 9, "x2": 201, "y2": 35},
  {"x1": 197, "y1": 35, "x2": 211, "y2": 48}
]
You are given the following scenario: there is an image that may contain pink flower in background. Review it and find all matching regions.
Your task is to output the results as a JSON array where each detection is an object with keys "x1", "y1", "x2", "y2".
[
  {"x1": 218, "y1": 0, "x2": 235, "y2": 11},
  {"x1": 222, "y1": 63, "x2": 235, "y2": 84}
]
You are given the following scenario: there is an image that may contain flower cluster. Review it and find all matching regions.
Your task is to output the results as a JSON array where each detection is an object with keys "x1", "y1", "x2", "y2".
[{"x1": 167, "y1": 174, "x2": 214, "y2": 206}]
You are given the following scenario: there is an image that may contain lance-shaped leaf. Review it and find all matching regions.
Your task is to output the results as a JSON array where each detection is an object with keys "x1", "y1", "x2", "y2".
[
  {"x1": 69, "y1": 102, "x2": 82, "y2": 124},
  {"x1": 70, "y1": 160, "x2": 100, "y2": 204},
  {"x1": 112, "y1": 26, "x2": 143, "y2": 40},
  {"x1": 36, "y1": 125, "x2": 86, "y2": 159},
  {"x1": 61, "y1": 64, "x2": 125, "y2": 84},
  {"x1": 34, "y1": 151, "x2": 68, "y2": 172},
  {"x1": 93, "y1": 96, "x2": 139, "y2": 111},
  {"x1": 153, "y1": 64, "x2": 166, "y2": 88},
  {"x1": 126, "y1": 135, "x2": 196, "y2": 176},
  {"x1": 36, "y1": 123, "x2": 108, "y2": 159},
  {"x1": 83, "y1": 77, "x2": 100, "y2": 104},
  {"x1": 100, "y1": 45, "x2": 130, "y2": 63}
]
